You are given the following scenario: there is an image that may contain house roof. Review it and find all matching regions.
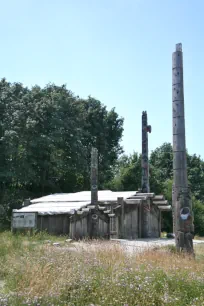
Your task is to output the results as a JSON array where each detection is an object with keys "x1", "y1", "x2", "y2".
[{"x1": 14, "y1": 190, "x2": 137, "y2": 215}]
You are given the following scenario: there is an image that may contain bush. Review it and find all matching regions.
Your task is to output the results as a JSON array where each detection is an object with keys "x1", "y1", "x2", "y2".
[{"x1": 193, "y1": 198, "x2": 204, "y2": 236}]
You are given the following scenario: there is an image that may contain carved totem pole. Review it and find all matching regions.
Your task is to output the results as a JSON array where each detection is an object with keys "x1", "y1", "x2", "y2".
[
  {"x1": 141, "y1": 111, "x2": 151, "y2": 193},
  {"x1": 90, "y1": 147, "x2": 99, "y2": 237},
  {"x1": 141, "y1": 111, "x2": 151, "y2": 237},
  {"x1": 172, "y1": 43, "x2": 194, "y2": 253},
  {"x1": 91, "y1": 147, "x2": 98, "y2": 206}
]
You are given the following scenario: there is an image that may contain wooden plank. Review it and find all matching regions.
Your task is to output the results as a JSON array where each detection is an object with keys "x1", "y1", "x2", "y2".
[
  {"x1": 117, "y1": 197, "x2": 124, "y2": 238},
  {"x1": 131, "y1": 207, "x2": 138, "y2": 239},
  {"x1": 125, "y1": 210, "x2": 132, "y2": 239},
  {"x1": 138, "y1": 203, "x2": 142, "y2": 238}
]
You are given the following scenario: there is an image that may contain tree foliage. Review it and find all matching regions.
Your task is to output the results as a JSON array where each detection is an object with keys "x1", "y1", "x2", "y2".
[{"x1": 0, "y1": 79, "x2": 123, "y2": 221}]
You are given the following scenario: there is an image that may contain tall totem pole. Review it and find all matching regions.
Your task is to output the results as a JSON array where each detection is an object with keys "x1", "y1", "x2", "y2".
[
  {"x1": 141, "y1": 111, "x2": 151, "y2": 237},
  {"x1": 141, "y1": 111, "x2": 151, "y2": 193},
  {"x1": 172, "y1": 43, "x2": 194, "y2": 253}
]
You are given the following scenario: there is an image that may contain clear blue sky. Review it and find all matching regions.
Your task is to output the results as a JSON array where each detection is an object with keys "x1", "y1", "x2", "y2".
[{"x1": 1, "y1": 0, "x2": 204, "y2": 157}]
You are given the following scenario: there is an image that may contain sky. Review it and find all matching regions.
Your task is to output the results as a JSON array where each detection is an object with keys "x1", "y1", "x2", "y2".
[{"x1": 1, "y1": 0, "x2": 204, "y2": 157}]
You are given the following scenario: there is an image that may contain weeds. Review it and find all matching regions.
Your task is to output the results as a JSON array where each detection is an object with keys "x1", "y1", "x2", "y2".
[{"x1": 0, "y1": 232, "x2": 204, "y2": 305}]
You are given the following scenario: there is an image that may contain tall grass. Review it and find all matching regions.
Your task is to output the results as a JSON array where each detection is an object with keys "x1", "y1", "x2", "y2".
[{"x1": 0, "y1": 232, "x2": 204, "y2": 305}]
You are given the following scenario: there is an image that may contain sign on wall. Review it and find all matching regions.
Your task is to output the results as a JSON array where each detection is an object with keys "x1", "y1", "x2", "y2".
[{"x1": 12, "y1": 212, "x2": 37, "y2": 229}]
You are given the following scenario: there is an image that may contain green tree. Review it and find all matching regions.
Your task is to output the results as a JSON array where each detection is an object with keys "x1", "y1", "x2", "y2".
[
  {"x1": 0, "y1": 79, "x2": 124, "y2": 222},
  {"x1": 107, "y1": 152, "x2": 141, "y2": 191}
]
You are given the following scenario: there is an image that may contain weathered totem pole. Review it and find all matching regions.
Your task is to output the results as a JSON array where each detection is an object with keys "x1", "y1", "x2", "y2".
[
  {"x1": 141, "y1": 111, "x2": 151, "y2": 193},
  {"x1": 172, "y1": 43, "x2": 194, "y2": 253},
  {"x1": 91, "y1": 147, "x2": 98, "y2": 206},
  {"x1": 141, "y1": 111, "x2": 151, "y2": 237},
  {"x1": 90, "y1": 147, "x2": 99, "y2": 237}
]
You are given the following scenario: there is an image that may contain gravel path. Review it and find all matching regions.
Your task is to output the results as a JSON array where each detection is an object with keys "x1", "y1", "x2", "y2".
[{"x1": 111, "y1": 238, "x2": 204, "y2": 253}]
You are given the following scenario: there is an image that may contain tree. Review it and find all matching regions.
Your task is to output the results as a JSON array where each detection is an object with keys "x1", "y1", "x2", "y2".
[
  {"x1": 107, "y1": 152, "x2": 141, "y2": 191},
  {"x1": 0, "y1": 79, "x2": 124, "y2": 222}
]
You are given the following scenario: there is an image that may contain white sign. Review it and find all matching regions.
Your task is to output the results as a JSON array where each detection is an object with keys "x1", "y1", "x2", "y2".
[{"x1": 12, "y1": 212, "x2": 37, "y2": 228}]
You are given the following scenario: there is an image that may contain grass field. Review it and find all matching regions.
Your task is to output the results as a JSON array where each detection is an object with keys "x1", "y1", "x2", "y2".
[{"x1": 0, "y1": 232, "x2": 204, "y2": 306}]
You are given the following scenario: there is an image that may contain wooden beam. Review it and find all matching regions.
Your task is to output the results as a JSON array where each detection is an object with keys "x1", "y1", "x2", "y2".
[
  {"x1": 88, "y1": 205, "x2": 96, "y2": 209},
  {"x1": 77, "y1": 211, "x2": 84, "y2": 215},
  {"x1": 113, "y1": 205, "x2": 121, "y2": 210},
  {"x1": 104, "y1": 210, "x2": 111, "y2": 214},
  {"x1": 82, "y1": 208, "x2": 90, "y2": 212},
  {"x1": 136, "y1": 193, "x2": 155, "y2": 198},
  {"x1": 153, "y1": 200, "x2": 168, "y2": 206},
  {"x1": 128, "y1": 196, "x2": 148, "y2": 200},
  {"x1": 154, "y1": 195, "x2": 165, "y2": 200},
  {"x1": 125, "y1": 199, "x2": 142, "y2": 205},
  {"x1": 158, "y1": 205, "x2": 172, "y2": 211},
  {"x1": 108, "y1": 213, "x2": 115, "y2": 217}
]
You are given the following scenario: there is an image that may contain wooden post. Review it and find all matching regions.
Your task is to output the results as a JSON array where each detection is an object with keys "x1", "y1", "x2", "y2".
[
  {"x1": 118, "y1": 197, "x2": 124, "y2": 238},
  {"x1": 172, "y1": 43, "x2": 194, "y2": 253},
  {"x1": 91, "y1": 147, "x2": 98, "y2": 207}
]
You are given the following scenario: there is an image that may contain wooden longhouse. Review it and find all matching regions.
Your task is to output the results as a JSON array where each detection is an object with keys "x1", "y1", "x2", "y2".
[
  {"x1": 13, "y1": 111, "x2": 171, "y2": 238},
  {"x1": 13, "y1": 190, "x2": 170, "y2": 238}
]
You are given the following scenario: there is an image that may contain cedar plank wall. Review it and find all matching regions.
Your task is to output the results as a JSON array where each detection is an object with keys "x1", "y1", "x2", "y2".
[
  {"x1": 70, "y1": 211, "x2": 109, "y2": 239},
  {"x1": 150, "y1": 205, "x2": 160, "y2": 238},
  {"x1": 37, "y1": 215, "x2": 70, "y2": 235},
  {"x1": 123, "y1": 205, "x2": 139, "y2": 239}
]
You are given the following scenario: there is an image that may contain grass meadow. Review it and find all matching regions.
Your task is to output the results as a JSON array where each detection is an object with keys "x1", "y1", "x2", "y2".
[{"x1": 0, "y1": 231, "x2": 204, "y2": 306}]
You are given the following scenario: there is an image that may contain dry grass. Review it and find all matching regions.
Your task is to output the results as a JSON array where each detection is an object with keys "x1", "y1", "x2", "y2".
[{"x1": 0, "y1": 232, "x2": 204, "y2": 305}]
